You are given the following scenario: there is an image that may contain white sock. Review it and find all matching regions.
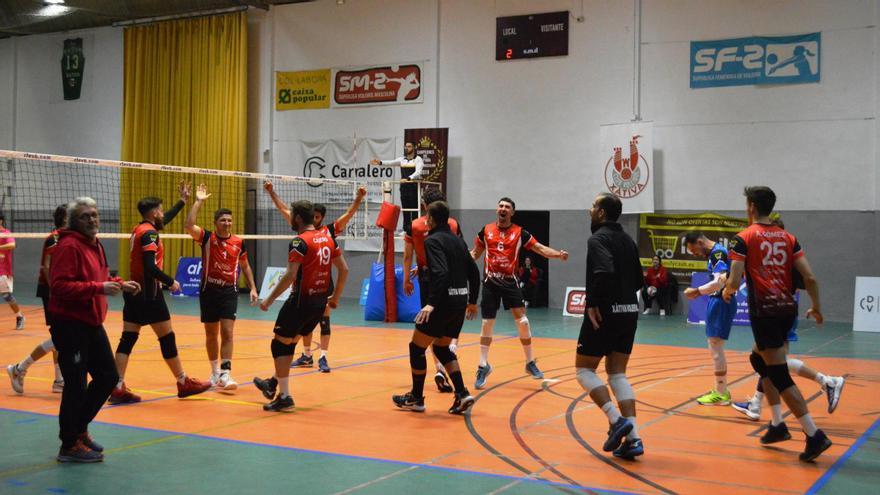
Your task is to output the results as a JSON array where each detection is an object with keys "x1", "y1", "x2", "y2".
[
  {"x1": 210, "y1": 360, "x2": 220, "y2": 374},
  {"x1": 522, "y1": 344, "x2": 533, "y2": 363},
  {"x1": 479, "y1": 345, "x2": 490, "y2": 366},
  {"x1": 16, "y1": 311, "x2": 22, "y2": 317},
  {"x1": 304, "y1": 347, "x2": 312, "y2": 358},
  {"x1": 17, "y1": 355, "x2": 34, "y2": 371},
  {"x1": 753, "y1": 390, "x2": 765, "y2": 405},
  {"x1": 770, "y1": 404, "x2": 784, "y2": 426},
  {"x1": 278, "y1": 376, "x2": 290, "y2": 397},
  {"x1": 626, "y1": 416, "x2": 639, "y2": 440},
  {"x1": 54, "y1": 364, "x2": 63, "y2": 381},
  {"x1": 797, "y1": 413, "x2": 818, "y2": 436},
  {"x1": 601, "y1": 401, "x2": 622, "y2": 424},
  {"x1": 177, "y1": 372, "x2": 187, "y2": 384},
  {"x1": 814, "y1": 372, "x2": 830, "y2": 388},
  {"x1": 320, "y1": 350, "x2": 327, "y2": 359},
  {"x1": 117, "y1": 377, "x2": 125, "y2": 388}
]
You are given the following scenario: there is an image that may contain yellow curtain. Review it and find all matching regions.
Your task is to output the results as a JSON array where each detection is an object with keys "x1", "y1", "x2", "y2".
[{"x1": 120, "y1": 12, "x2": 247, "y2": 281}]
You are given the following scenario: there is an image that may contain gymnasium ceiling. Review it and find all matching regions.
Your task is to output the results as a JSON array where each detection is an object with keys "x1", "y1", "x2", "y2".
[{"x1": 0, "y1": 0, "x2": 314, "y2": 38}]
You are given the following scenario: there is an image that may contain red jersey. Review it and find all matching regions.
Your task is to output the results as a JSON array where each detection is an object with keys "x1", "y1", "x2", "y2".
[
  {"x1": 729, "y1": 223, "x2": 804, "y2": 318},
  {"x1": 129, "y1": 221, "x2": 162, "y2": 285},
  {"x1": 288, "y1": 228, "x2": 341, "y2": 306},
  {"x1": 196, "y1": 229, "x2": 247, "y2": 289},
  {"x1": 405, "y1": 215, "x2": 460, "y2": 269},
  {"x1": 0, "y1": 227, "x2": 13, "y2": 277},
  {"x1": 38, "y1": 229, "x2": 61, "y2": 286},
  {"x1": 318, "y1": 219, "x2": 342, "y2": 240},
  {"x1": 474, "y1": 223, "x2": 537, "y2": 281}
]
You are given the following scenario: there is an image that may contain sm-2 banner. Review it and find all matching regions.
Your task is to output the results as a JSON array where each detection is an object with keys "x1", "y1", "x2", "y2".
[
  {"x1": 599, "y1": 122, "x2": 654, "y2": 213},
  {"x1": 638, "y1": 213, "x2": 748, "y2": 284}
]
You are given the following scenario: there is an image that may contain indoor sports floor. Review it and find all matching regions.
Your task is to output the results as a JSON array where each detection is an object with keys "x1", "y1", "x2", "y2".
[{"x1": 1, "y1": 292, "x2": 878, "y2": 495}]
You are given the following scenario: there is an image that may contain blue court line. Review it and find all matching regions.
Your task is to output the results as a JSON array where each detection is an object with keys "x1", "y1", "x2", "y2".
[
  {"x1": 103, "y1": 334, "x2": 519, "y2": 408},
  {"x1": 0, "y1": 406, "x2": 634, "y2": 495},
  {"x1": 804, "y1": 416, "x2": 880, "y2": 495}
]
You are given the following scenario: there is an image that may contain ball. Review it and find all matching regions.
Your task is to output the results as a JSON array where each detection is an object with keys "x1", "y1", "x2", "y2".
[{"x1": 647, "y1": 286, "x2": 657, "y2": 297}]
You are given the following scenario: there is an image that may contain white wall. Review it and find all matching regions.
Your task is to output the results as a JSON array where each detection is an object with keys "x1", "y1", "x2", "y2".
[
  {"x1": 266, "y1": 0, "x2": 880, "y2": 212},
  {"x1": 13, "y1": 26, "x2": 123, "y2": 159}
]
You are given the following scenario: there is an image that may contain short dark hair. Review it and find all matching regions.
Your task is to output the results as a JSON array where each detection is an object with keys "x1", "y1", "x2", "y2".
[
  {"x1": 683, "y1": 231, "x2": 705, "y2": 245},
  {"x1": 53, "y1": 205, "x2": 67, "y2": 228},
  {"x1": 744, "y1": 186, "x2": 776, "y2": 216},
  {"x1": 498, "y1": 197, "x2": 515, "y2": 210},
  {"x1": 137, "y1": 197, "x2": 162, "y2": 216},
  {"x1": 313, "y1": 203, "x2": 327, "y2": 218},
  {"x1": 214, "y1": 208, "x2": 233, "y2": 221},
  {"x1": 427, "y1": 200, "x2": 450, "y2": 226},
  {"x1": 595, "y1": 192, "x2": 622, "y2": 221},
  {"x1": 291, "y1": 200, "x2": 314, "y2": 226},
  {"x1": 422, "y1": 187, "x2": 445, "y2": 205}
]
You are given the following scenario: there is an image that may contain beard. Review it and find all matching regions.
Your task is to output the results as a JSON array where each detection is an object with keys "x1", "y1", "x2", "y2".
[{"x1": 153, "y1": 217, "x2": 164, "y2": 230}]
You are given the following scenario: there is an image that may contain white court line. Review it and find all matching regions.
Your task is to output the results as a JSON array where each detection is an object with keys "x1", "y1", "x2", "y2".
[
  {"x1": 485, "y1": 464, "x2": 556, "y2": 495},
  {"x1": 329, "y1": 451, "x2": 459, "y2": 495}
]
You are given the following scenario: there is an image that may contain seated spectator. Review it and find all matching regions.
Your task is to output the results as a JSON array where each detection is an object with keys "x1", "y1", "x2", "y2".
[{"x1": 642, "y1": 255, "x2": 671, "y2": 315}]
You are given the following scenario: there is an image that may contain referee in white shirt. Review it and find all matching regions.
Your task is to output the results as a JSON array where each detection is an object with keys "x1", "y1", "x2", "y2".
[{"x1": 371, "y1": 141, "x2": 424, "y2": 232}]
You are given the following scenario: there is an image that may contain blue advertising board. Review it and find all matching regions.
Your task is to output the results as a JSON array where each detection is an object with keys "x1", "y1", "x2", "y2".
[{"x1": 690, "y1": 33, "x2": 820, "y2": 88}]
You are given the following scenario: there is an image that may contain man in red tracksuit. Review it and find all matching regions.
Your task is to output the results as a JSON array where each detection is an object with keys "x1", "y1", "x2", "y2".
[{"x1": 49, "y1": 197, "x2": 141, "y2": 463}]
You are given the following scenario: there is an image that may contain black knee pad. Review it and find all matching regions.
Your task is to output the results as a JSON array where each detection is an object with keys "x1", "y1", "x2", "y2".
[
  {"x1": 158, "y1": 332, "x2": 178, "y2": 359},
  {"x1": 766, "y1": 363, "x2": 795, "y2": 393},
  {"x1": 409, "y1": 342, "x2": 427, "y2": 370},
  {"x1": 271, "y1": 338, "x2": 295, "y2": 358},
  {"x1": 319, "y1": 317, "x2": 331, "y2": 336},
  {"x1": 432, "y1": 344, "x2": 456, "y2": 365},
  {"x1": 116, "y1": 331, "x2": 140, "y2": 356},
  {"x1": 2, "y1": 292, "x2": 14, "y2": 303},
  {"x1": 749, "y1": 351, "x2": 768, "y2": 377}
]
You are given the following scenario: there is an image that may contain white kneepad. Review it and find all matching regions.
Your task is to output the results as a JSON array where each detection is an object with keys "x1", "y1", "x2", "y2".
[
  {"x1": 786, "y1": 358, "x2": 803, "y2": 374},
  {"x1": 516, "y1": 316, "x2": 531, "y2": 338},
  {"x1": 608, "y1": 373, "x2": 634, "y2": 402},
  {"x1": 576, "y1": 368, "x2": 603, "y2": 393}
]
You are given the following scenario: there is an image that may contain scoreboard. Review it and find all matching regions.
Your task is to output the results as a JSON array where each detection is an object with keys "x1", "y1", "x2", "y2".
[{"x1": 496, "y1": 11, "x2": 569, "y2": 61}]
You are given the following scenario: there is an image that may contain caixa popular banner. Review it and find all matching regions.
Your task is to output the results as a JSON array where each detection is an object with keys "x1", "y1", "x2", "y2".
[{"x1": 639, "y1": 213, "x2": 748, "y2": 284}]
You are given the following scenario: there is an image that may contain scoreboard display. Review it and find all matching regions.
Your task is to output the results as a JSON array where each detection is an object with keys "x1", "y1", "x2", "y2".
[{"x1": 496, "y1": 11, "x2": 569, "y2": 61}]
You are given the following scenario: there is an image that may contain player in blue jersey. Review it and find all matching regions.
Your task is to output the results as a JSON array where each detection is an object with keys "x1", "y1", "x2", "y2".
[
  {"x1": 731, "y1": 218, "x2": 845, "y2": 420},
  {"x1": 683, "y1": 232, "x2": 738, "y2": 405}
]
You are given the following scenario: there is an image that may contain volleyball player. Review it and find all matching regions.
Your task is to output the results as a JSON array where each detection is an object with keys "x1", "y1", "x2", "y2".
[
  {"x1": 723, "y1": 186, "x2": 831, "y2": 462},
  {"x1": 253, "y1": 200, "x2": 349, "y2": 411},
  {"x1": 577, "y1": 193, "x2": 645, "y2": 459},
  {"x1": 472, "y1": 197, "x2": 568, "y2": 389},
  {"x1": 110, "y1": 182, "x2": 211, "y2": 404},
  {"x1": 185, "y1": 184, "x2": 259, "y2": 392},
  {"x1": 0, "y1": 214, "x2": 24, "y2": 329},
  {"x1": 7, "y1": 206, "x2": 67, "y2": 394},
  {"x1": 264, "y1": 180, "x2": 365, "y2": 372},
  {"x1": 683, "y1": 232, "x2": 737, "y2": 406},
  {"x1": 404, "y1": 187, "x2": 463, "y2": 393}
]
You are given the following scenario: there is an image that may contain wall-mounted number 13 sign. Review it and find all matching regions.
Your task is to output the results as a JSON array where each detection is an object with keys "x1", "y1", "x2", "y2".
[{"x1": 61, "y1": 38, "x2": 85, "y2": 101}]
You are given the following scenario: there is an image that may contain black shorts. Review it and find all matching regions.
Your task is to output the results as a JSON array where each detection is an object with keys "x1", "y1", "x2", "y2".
[
  {"x1": 123, "y1": 291, "x2": 171, "y2": 326},
  {"x1": 273, "y1": 300, "x2": 325, "y2": 339},
  {"x1": 576, "y1": 309, "x2": 638, "y2": 357},
  {"x1": 417, "y1": 306, "x2": 466, "y2": 339},
  {"x1": 480, "y1": 279, "x2": 524, "y2": 319},
  {"x1": 751, "y1": 315, "x2": 797, "y2": 351},
  {"x1": 200, "y1": 286, "x2": 238, "y2": 323}
]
